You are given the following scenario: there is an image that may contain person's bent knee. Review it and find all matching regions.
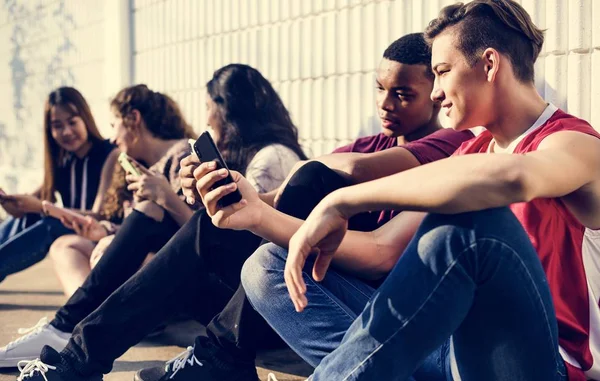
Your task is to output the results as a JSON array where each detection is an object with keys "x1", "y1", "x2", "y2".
[
  {"x1": 288, "y1": 161, "x2": 336, "y2": 187},
  {"x1": 241, "y1": 243, "x2": 289, "y2": 307},
  {"x1": 48, "y1": 234, "x2": 80, "y2": 259},
  {"x1": 133, "y1": 200, "x2": 165, "y2": 222}
]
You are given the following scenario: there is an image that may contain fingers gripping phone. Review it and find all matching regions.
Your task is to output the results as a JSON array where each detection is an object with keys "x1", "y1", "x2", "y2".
[
  {"x1": 118, "y1": 152, "x2": 141, "y2": 176},
  {"x1": 190, "y1": 132, "x2": 242, "y2": 208}
]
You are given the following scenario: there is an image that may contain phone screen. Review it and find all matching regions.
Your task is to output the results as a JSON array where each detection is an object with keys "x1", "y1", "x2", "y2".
[{"x1": 192, "y1": 132, "x2": 242, "y2": 207}]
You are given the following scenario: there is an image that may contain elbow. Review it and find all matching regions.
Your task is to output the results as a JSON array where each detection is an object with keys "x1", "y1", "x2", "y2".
[
  {"x1": 361, "y1": 256, "x2": 398, "y2": 281},
  {"x1": 345, "y1": 157, "x2": 367, "y2": 183},
  {"x1": 496, "y1": 156, "x2": 534, "y2": 203}
]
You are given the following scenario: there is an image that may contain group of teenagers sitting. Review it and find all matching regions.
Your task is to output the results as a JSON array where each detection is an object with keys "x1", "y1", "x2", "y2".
[{"x1": 1, "y1": 1, "x2": 600, "y2": 380}]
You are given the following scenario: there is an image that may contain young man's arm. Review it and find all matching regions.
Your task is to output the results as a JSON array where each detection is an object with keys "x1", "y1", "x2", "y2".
[
  {"x1": 242, "y1": 195, "x2": 424, "y2": 279},
  {"x1": 282, "y1": 131, "x2": 600, "y2": 308},
  {"x1": 256, "y1": 149, "x2": 420, "y2": 207},
  {"x1": 256, "y1": 148, "x2": 422, "y2": 207},
  {"x1": 258, "y1": 128, "x2": 473, "y2": 206},
  {"x1": 329, "y1": 131, "x2": 600, "y2": 216}
]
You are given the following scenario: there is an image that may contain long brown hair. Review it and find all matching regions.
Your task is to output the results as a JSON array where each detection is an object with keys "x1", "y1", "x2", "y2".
[
  {"x1": 99, "y1": 163, "x2": 133, "y2": 223},
  {"x1": 110, "y1": 84, "x2": 196, "y2": 140},
  {"x1": 41, "y1": 87, "x2": 104, "y2": 202},
  {"x1": 207, "y1": 64, "x2": 307, "y2": 174}
]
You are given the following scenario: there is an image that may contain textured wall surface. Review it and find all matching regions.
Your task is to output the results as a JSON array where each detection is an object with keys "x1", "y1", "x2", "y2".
[
  {"x1": 0, "y1": 0, "x2": 598, "y2": 200},
  {"x1": 0, "y1": 0, "x2": 107, "y2": 198}
]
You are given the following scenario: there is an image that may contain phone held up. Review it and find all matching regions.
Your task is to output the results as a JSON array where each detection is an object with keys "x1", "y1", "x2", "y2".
[
  {"x1": 189, "y1": 132, "x2": 242, "y2": 208},
  {"x1": 118, "y1": 152, "x2": 142, "y2": 176}
]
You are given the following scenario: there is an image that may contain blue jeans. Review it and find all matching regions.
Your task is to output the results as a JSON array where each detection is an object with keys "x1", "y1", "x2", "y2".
[
  {"x1": 0, "y1": 214, "x2": 72, "y2": 282},
  {"x1": 242, "y1": 207, "x2": 568, "y2": 381}
]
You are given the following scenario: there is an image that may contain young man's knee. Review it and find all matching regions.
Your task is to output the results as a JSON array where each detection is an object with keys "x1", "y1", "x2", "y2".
[
  {"x1": 241, "y1": 243, "x2": 288, "y2": 305},
  {"x1": 414, "y1": 207, "x2": 526, "y2": 268}
]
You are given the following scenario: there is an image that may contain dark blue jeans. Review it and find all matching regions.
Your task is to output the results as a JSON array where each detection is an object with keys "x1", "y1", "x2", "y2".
[
  {"x1": 0, "y1": 214, "x2": 72, "y2": 282},
  {"x1": 242, "y1": 208, "x2": 568, "y2": 381}
]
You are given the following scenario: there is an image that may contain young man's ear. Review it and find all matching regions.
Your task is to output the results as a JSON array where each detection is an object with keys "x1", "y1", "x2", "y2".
[{"x1": 482, "y1": 48, "x2": 500, "y2": 83}]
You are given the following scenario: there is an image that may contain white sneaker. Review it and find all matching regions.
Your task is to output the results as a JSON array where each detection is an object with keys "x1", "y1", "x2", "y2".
[{"x1": 0, "y1": 317, "x2": 71, "y2": 368}]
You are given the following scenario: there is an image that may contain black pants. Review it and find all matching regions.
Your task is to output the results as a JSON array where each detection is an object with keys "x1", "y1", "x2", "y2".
[
  {"x1": 204, "y1": 162, "x2": 382, "y2": 362},
  {"x1": 62, "y1": 162, "x2": 378, "y2": 376},
  {"x1": 51, "y1": 210, "x2": 181, "y2": 332}
]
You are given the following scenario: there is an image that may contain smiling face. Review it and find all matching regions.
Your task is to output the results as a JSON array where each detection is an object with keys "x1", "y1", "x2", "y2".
[
  {"x1": 49, "y1": 104, "x2": 89, "y2": 153},
  {"x1": 430, "y1": 31, "x2": 494, "y2": 131},
  {"x1": 375, "y1": 58, "x2": 439, "y2": 138}
]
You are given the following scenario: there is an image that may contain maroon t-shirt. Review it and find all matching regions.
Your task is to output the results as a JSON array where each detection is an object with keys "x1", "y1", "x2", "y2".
[{"x1": 333, "y1": 128, "x2": 475, "y2": 226}]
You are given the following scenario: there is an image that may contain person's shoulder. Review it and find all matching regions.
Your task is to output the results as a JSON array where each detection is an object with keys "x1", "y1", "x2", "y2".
[
  {"x1": 166, "y1": 139, "x2": 192, "y2": 160},
  {"x1": 528, "y1": 109, "x2": 600, "y2": 147},
  {"x1": 250, "y1": 144, "x2": 300, "y2": 165},
  {"x1": 333, "y1": 133, "x2": 395, "y2": 154},
  {"x1": 546, "y1": 109, "x2": 598, "y2": 134},
  {"x1": 149, "y1": 139, "x2": 190, "y2": 172}
]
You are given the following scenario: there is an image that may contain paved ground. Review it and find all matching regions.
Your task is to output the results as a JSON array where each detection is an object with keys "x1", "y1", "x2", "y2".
[{"x1": 0, "y1": 258, "x2": 311, "y2": 381}]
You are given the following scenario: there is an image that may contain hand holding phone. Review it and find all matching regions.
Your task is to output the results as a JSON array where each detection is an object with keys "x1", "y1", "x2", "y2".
[
  {"x1": 180, "y1": 146, "x2": 201, "y2": 205},
  {"x1": 118, "y1": 152, "x2": 142, "y2": 176},
  {"x1": 190, "y1": 132, "x2": 242, "y2": 208}
]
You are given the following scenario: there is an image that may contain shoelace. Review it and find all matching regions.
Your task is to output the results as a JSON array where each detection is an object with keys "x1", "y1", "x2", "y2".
[
  {"x1": 7, "y1": 317, "x2": 49, "y2": 350},
  {"x1": 166, "y1": 346, "x2": 203, "y2": 379},
  {"x1": 17, "y1": 359, "x2": 56, "y2": 381}
]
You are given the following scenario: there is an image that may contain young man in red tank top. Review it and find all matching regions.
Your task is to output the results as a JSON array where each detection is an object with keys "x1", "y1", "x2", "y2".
[{"x1": 230, "y1": 1, "x2": 600, "y2": 380}]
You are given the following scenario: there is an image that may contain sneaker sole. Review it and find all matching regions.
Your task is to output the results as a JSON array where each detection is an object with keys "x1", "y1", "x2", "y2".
[{"x1": 0, "y1": 356, "x2": 38, "y2": 368}]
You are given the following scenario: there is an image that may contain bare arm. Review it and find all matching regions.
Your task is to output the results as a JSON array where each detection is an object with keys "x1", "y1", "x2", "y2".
[
  {"x1": 263, "y1": 148, "x2": 422, "y2": 208},
  {"x1": 243, "y1": 200, "x2": 424, "y2": 279},
  {"x1": 330, "y1": 132, "x2": 600, "y2": 218},
  {"x1": 313, "y1": 147, "x2": 421, "y2": 184}
]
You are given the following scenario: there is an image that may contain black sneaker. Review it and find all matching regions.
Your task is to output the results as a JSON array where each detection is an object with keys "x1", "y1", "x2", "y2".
[
  {"x1": 134, "y1": 338, "x2": 258, "y2": 381},
  {"x1": 15, "y1": 346, "x2": 99, "y2": 381}
]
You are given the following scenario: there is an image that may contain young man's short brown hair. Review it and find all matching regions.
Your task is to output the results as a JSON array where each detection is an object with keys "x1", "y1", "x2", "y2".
[{"x1": 424, "y1": 0, "x2": 544, "y2": 83}]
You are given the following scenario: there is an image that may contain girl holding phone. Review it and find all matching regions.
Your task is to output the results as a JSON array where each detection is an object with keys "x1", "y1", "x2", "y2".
[
  {"x1": 0, "y1": 87, "x2": 118, "y2": 283},
  {"x1": 1, "y1": 64, "x2": 307, "y2": 370},
  {"x1": 48, "y1": 84, "x2": 197, "y2": 297}
]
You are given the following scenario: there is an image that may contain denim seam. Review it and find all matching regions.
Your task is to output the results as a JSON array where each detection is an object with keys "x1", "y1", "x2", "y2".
[
  {"x1": 300, "y1": 270, "x2": 359, "y2": 321},
  {"x1": 341, "y1": 238, "x2": 561, "y2": 380},
  {"x1": 482, "y1": 238, "x2": 564, "y2": 375},
  {"x1": 326, "y1": 271, "x2": 373, "y2": 301},
  {"x1": 340, "y1": 242, "x2": 476, "y2": 380},
  {"x1": 260, "y1": 267, "x2": 359, "y2": 322}
]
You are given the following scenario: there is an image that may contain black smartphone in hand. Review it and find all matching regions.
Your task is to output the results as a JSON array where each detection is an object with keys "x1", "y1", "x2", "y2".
[{"x1": 191, "y1": 131, "x2": 242, "y2": 208}]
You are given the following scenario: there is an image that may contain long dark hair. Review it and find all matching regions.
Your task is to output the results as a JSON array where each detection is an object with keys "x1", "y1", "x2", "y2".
[
  {"x1": 207, "y1": 64, "x2": 307, "y2": 174},
  {"x1": 42, "y1": 87, "x2": 104, "y2": 202},
  {"x1": 111, "y1": 84, "x2": 196, "y2": 140}
]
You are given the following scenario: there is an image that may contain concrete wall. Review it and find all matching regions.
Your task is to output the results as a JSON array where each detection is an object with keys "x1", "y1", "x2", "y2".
[
  {"x1": 0, "y1": 0, "x2": 599, "y2": 208},
  {"x1": 0, "y1": 0, "x2": 108, "y2": 197}
]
